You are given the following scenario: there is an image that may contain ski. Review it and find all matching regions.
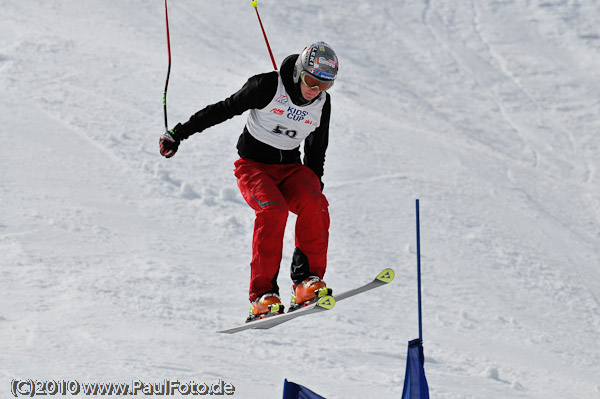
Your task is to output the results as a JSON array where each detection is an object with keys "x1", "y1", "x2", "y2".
[
  {"x1": 217, "y1": 268, "x2": 394, "y2": 334},
  {"x1": 217, "y1": 295, "x2": 335, "y2": 334},
  {"x1": 334, "y1": 268, "x2": 395, "y2": 302}
]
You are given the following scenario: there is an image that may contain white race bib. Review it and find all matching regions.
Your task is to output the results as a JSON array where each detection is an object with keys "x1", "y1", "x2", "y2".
[{"x1": 245, "y1": 74, "x2": 325, "y2": 150}]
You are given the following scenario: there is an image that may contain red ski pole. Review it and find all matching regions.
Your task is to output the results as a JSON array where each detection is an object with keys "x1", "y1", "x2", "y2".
[
  {"x1": 251, "y1": 1, "x2": 277, "y2": 70},
  {"x1": 163, "y1": 0, "x2": 172, "y2": 133}
]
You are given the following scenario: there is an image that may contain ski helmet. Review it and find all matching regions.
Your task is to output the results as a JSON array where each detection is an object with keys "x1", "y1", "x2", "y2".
[{"x1": 293, "y1": 42, "x2": 339, "y2": 88}]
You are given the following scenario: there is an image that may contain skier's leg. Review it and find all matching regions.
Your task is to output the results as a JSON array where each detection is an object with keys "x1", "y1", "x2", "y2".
[
  {"x1": 280, "y1": 165, "x2": 330, "y2": 284},
  {"x1": 234, "y1": 159, "x2": 289, "y2": 302}
]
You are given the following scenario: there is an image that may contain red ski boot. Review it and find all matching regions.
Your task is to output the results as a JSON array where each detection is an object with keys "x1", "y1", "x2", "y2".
[
  {"x1": 290, "y1": 276, "x2": 333, "y2": 311},
  {"x1": 246, "y1": 293, "x2": 284, "y2": 323}
]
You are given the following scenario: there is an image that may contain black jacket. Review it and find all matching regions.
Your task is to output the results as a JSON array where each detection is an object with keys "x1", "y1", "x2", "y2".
[{"x1": 175, "y1": 55, "x2": 331, "y2": 179}]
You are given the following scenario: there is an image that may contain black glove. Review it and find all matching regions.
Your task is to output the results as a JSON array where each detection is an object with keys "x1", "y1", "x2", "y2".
[{"x1": 159, "y1": 124, "x2": 183, "y2": 158}]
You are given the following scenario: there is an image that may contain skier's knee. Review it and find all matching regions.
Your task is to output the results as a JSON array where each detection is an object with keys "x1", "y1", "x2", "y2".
[
  {"x1": 256, "y1": 203, "x2": 289, "y2": 221},
  {"x1": 303, "y1": 192, "x2": 329, "y2": 214}
]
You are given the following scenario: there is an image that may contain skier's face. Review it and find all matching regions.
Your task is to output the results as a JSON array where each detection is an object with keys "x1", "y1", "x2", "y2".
[
  {"x1": 299, "y1": 71, "x2": 333, "y2": 101},
  {"x1": 299, "y1": 72, "x2": 333, "y2": 101},
  {"x1": 300, "y1": 80, "x2": 321, "y2": 101}
]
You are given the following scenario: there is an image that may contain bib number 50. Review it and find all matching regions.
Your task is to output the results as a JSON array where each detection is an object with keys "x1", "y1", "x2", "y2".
[{"x1": 272, "y1": 125, "x2": 297, "y2": 138}]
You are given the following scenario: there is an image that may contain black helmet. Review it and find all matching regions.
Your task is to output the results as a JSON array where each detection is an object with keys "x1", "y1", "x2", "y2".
[{"x1": 293, "y1": 42, "x2": 339, "y2": 85}]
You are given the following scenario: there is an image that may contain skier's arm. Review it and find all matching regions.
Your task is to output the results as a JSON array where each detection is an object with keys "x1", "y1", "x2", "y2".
[
  {"x1": 174, "y1": 72, "x2": 278, "y2": 140},
  {"x1": 159, "y1": 72, "x2": 278, "y2": 158},
  {"x1": 303, "y1": 93, "x2": 331, "y2": 186}
]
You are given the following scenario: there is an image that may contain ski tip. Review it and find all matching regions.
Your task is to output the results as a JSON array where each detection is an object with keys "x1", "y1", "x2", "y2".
[
  {"x1": 315, "y1": 295, "x2": 335, "y2": 310},
  {"x1": 376, "y1": 268, "x2": 395, "y2": 283}
]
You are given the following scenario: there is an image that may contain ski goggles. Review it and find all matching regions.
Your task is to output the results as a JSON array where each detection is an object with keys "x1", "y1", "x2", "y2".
[{"x1": 300, "y1": 71, "x2": 334, "y2": 91}]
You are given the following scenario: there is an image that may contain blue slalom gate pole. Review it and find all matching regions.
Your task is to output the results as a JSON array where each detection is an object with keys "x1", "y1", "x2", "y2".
[
  {"x1": 416, "y1": 199, "x2": 423, "y2": 342},
  {"x1": 401, "y1": 199, "x2": 430, "y2": 399}
]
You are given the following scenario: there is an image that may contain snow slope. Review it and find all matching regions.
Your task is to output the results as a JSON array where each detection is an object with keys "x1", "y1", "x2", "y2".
[{"x1": 1, "y1": 0, "x2": 599, "y2": 398}]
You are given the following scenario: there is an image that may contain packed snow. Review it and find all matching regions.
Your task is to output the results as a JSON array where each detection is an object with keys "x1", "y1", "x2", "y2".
[{"x1": 1, "y1": 0, "x2": 599, "y2": 398}]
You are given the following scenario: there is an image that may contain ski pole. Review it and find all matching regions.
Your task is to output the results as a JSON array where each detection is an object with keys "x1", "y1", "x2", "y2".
[
  {"x1": 250, "y1": 1, "x2": 277, "y2": 70},
  {"x1": 163, "y1": 0, "x2": 172, "y2": 133}
]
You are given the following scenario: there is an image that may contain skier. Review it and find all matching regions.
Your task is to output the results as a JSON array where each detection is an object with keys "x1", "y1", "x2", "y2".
[{"x1": 159, "y1": 42, "x2": 339, "y2": 322}]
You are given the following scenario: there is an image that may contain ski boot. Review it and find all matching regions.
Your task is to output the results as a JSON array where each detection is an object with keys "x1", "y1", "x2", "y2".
[
  {"x1": 246, "y1": 292, "x2": 285, "y2": 323},
  {"x1": 289, "y1": 276, "x2": 333, "y2": 312}
]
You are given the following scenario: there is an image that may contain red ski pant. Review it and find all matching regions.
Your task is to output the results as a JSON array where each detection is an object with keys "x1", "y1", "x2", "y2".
[{"x1": 234, "y1": 158, "x2": 329, "y2": 302}]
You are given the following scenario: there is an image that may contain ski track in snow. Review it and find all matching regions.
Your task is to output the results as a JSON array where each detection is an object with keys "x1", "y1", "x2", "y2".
[{"x1": 1, "y1": 1, "x2": 600, "y2": 398}]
